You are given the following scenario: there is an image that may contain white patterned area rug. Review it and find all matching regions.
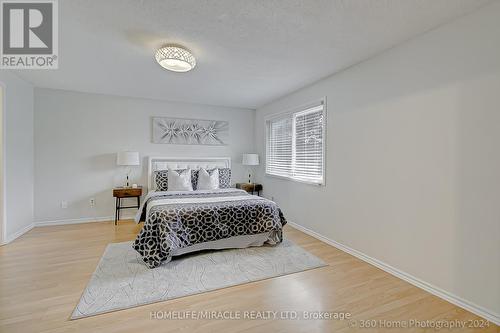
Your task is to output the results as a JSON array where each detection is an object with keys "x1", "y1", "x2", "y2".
[{"x1": 72, "y1": 239, "x2": 326, "y2": 319}]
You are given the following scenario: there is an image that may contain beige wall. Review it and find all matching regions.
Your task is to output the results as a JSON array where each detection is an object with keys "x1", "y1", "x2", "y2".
[{"x1": 255, "y1": 2, "x2": 500, "y2": 320}]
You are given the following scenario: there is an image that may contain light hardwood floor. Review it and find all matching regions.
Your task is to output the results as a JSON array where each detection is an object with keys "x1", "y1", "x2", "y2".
[{"x1": 0, "y1": 221, "x2": 497, "y2": 333}]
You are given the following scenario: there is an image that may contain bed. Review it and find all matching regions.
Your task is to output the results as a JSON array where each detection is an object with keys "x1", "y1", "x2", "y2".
[{"x1": 133, "y1": 157, "x2": 287, "y2": 268}]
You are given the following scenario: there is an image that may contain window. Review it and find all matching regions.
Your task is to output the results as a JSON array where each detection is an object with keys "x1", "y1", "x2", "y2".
[{"x1": 266, "y1": 101, "x2": 326, "y2": 185}]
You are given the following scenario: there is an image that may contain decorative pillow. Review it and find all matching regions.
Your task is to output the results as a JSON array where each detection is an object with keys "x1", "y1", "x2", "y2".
[
  {"x1": 154, "y1": 169, "x2": 197, "y2": 191},
  {"x1": 197, "y1": 168, "x2": 231, "y2": 189},
  {"x1": 167, "y1": 168, "x2": 193, "y2": 191},
  {"x1": 154, "y1": 170, "x2": 170, "y2": 191},
  {"x1": 197, "y1": 168, "x2": 220, "y2": 190},
  {"x1": 218, "y1": 168, "x2": 231, "y2": 188},
  {"x1": 191, "y1": 169, "x2": 199, "y2": 190}
]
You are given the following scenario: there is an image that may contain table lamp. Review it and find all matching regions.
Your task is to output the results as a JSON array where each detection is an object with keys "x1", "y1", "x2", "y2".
[
  {"x1": 242, "y1": 153, "x2": 259, "y2": 183},
  {"x1": 116, "y1": 151, "x2": 140, "y2": 187}
]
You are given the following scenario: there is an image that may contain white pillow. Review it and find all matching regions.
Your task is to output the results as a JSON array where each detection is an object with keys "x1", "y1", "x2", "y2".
[
  {"x1": 197, "y1": 168, "x2": 219, "y2": 190},
  {"x1": 167, "y1": 168, "x2": 193, "y2": 191}
]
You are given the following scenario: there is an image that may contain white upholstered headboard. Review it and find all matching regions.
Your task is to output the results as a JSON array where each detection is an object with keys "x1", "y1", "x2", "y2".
[{"x1": 147, "y1": 156, "x2": 231, "y2": 190}]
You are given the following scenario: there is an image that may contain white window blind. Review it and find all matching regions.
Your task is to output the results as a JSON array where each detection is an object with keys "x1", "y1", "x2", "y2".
[{"x1": 266, "y1": 101, "x2": 325, "y2": 185}]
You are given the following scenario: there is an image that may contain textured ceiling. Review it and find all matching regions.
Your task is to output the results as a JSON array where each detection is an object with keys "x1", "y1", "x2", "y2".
[{"x1": 13, "y1": 0, "x2": 491, "y2": 109}]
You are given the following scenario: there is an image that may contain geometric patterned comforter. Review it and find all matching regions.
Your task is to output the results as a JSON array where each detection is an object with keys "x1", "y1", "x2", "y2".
[{"x1": 133, "y1": 189, "x2": 287, "y2": 268}]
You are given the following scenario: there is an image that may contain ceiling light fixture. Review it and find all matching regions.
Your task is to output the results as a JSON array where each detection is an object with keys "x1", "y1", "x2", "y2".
[{"x1": 155, "y1": 45, "x2": 196, "y2": 72}]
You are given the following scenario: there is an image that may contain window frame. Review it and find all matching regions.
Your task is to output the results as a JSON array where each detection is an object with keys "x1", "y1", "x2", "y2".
[{"x1": 265, "y1": 98, "x2": 327, "y2": 186}]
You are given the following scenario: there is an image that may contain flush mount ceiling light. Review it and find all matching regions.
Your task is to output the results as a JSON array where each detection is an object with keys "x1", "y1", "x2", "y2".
[{"x1": 155, "y1": 45, "x2": 196, "y2": 72}]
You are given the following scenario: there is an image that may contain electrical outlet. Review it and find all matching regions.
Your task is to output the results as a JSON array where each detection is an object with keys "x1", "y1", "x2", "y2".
[
  {"x1": 61, "y1": 201, "x2": 68, "y2": 209},
  {"x1": 89, "y1": 198, "x2": 95, "y2": 207}
]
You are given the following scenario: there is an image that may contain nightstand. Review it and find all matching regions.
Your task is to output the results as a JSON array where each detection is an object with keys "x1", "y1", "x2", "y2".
[
  {"x1": 235, "y1": 183, "x2": 263, "y2": 196},
  {"x1": 113, "y1": 186, "x2": 142, "y2": 225}
]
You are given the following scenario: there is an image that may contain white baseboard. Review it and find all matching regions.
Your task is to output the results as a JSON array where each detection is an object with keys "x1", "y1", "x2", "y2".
[
  {"x1": 1, "y1": 223, "x2": 35, "y2": 245},
  {"x1": 34, "y1": 214, "x2": 136, "y2": 227},
  {"x1": 287, "y1": 221, "x2": 500, "y2": 326},
  {"x1": 1, "y1": 214, "x2": 137, "y2": 245}
]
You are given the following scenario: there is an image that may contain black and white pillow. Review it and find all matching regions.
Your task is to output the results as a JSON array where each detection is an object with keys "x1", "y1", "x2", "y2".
[
  {"x1": 154, "y1": 170, "x2": 170, "y2": 191},
  {"x1": 157, "y1": 168, "x2": 232, "y2": 190},
  {"x1": 154, "y1": 169, "x2": 197, "y2": 191},
  {"x1": 191, "y1": 169, "x2": 199, "y2": 190},
  {"x1": 218, "y1": 168, "x2": 231, "y2": 188}
]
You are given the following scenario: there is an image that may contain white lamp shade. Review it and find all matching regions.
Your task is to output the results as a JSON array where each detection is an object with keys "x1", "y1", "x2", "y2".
[
  {"x1": 242, "y1": 153, "x2": 259, "y2": 166},
  {"x1": 116, "y1": 151, "x2": 140, "y2": 166}
]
